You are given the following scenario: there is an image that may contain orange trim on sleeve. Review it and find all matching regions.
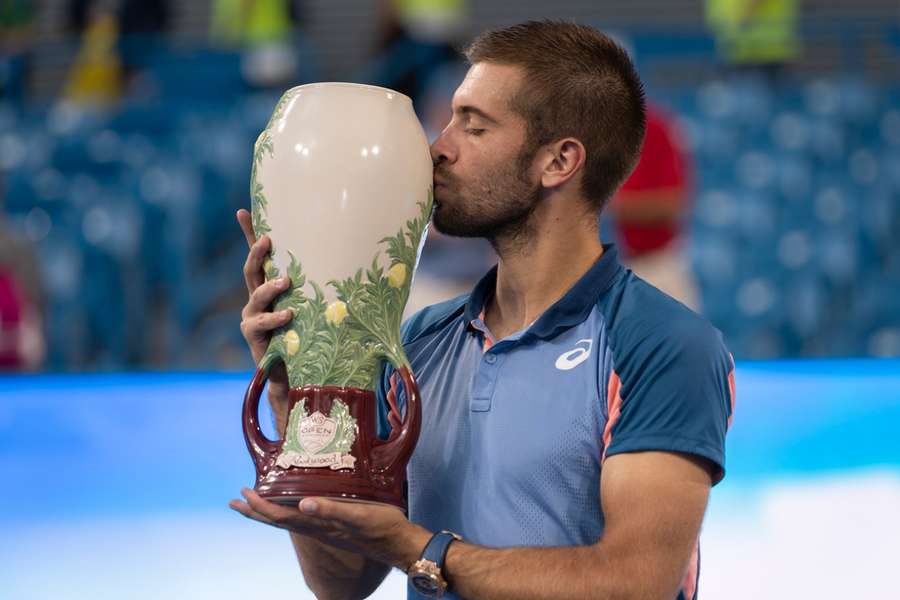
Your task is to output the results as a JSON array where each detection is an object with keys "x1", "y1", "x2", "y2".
[
  {"x1": 727, "y1": 365, "x2": 736, "y2": 430},
  {"x1": 602, "y1": 370, "x2": 624, "y2": 462}
]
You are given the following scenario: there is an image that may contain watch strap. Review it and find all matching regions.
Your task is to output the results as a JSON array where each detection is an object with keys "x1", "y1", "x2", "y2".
[{"x1": 421, "y1": 530, "x2": 461, "y2": 571}]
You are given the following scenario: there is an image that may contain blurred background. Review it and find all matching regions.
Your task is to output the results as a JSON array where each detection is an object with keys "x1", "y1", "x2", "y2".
[
  {"x1": 0, "y1": 0, "x2": 898, "y2": 371},
  {"x1": 1, "y1": 1, "x2": 899, "y2": 599}
]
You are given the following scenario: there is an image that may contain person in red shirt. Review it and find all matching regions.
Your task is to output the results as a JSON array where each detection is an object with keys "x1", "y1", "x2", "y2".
[
  {"x1": 610, "y1": 102, "x2": 701, "y2": 311},
  {"x1": 0, "y1": 179, "x2": 45, "y2": 371}
]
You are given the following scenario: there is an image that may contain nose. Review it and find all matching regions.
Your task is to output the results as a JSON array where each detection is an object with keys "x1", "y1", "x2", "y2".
[{"x1": 430, "y1": 126, "x2": 456, "y2": 166}]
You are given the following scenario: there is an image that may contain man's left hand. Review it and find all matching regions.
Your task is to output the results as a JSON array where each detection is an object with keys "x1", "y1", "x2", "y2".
[{"x1": 229, "y1": 489, "x2": 431, "y2": 570}]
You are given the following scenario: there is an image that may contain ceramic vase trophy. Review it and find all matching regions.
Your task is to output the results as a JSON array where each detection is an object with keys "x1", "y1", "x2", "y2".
[{"x1": 241, "y1": 83, "x2": 433, "y2": 511}]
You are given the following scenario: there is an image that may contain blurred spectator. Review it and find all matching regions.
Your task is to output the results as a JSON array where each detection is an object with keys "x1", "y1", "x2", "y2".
[
  {"x1": 0, "y1": 179, "x2": 45, "y2": 370},
  {"x1": 705, "y1": 0, "x2": 800, "y2": 79},
  {"x1": 609, "y1": 103, "x2": 701, "y2": 311},
  {"x1": 0, "y1": 0, "x2": 35, "y2": 101},
  {"x1": 364, "y1": 0, "x2": 466, "y2": 106},
  {"x1": 66, "y1": 0, "x2": 170, "y2": 90},
  {"x1": 210, "y1": 0, "x2": 303, "y2": 87},
  {"x1": 62, "y1": 2, "x2": 124, "y2": 107}
]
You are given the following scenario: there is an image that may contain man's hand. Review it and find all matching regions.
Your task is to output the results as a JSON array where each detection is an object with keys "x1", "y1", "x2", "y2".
[
  {"x1": 229, "y1": 489, "x2": 431, "y2": 571},
  {"x1": 236, "y1": 209, "x2": 292, "y2": 425}
]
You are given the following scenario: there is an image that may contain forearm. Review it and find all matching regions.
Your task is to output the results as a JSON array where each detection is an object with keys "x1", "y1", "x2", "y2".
[
  {"x1": 267, "y1": 383, "x2": 291, "y2": 437},
  {"x1": 291, "y1": 533, "x2": 391, "y2": 600},
  {"x1": 270, "y1": 389, "x2": 391, "y2": 599},
  {"x1": 444, "y1": 542, "x2": 674, "y2": 600}
]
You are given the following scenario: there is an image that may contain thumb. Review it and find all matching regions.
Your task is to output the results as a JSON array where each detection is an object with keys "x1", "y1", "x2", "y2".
[{"x1": 299, "y1": 497, "x2": 367, "y2": 526}]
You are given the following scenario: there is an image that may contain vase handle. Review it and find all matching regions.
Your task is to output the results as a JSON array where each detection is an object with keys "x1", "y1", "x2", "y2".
[
  {"x1": 372, "y1": 365, "x2": 421, "y2": 473},
  {"x1": 242, "y1": 367, "x2": 280, "y2": 475}
]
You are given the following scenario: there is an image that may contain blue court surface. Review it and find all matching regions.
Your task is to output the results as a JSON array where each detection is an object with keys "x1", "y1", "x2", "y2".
[{"x1": 2, "y1": 360, "x2": 899, "y2": 599}]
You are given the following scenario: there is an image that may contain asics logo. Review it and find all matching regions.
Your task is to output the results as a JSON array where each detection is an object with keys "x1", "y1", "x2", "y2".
[{"x1": 555, "y1": 339, "x2": 592, "y2": 371}]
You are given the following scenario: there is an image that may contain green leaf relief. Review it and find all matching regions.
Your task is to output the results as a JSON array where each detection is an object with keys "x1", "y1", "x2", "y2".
[{"x1": 251, "y1": 119, "x2": 434, "y2": 389}]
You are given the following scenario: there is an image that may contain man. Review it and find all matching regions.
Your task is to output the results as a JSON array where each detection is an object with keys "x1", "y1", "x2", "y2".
[{"x1": 232, "y1": 20, "x2": 735, "y2": 600}]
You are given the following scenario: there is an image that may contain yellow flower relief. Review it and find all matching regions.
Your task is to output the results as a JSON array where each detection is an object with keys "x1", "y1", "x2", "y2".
[
  {"x1": 283, "y1": 329, "x2": 300, "y2": 356},
  {"x1": 325, "y1": 300, "x2": 348, "y2": 326},
  {"x1": 263, "y1": 257, "x2": 274, "y2": 275},
  {"x1": 387, "y1": 263, "x2": 407, "y2": 288}
]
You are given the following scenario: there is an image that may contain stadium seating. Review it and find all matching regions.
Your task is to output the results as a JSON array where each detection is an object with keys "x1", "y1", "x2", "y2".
[{"x1": 1, "y1": 46, "x2": 898, "y2": 368}]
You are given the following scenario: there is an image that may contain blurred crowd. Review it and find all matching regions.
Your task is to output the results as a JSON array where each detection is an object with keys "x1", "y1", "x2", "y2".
[{"x1": 1, "y1": 0, "x2": 898, "y2": 371}]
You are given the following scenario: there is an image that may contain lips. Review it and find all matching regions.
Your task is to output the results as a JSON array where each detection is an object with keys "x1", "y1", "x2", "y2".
[{"x1": 433, "y1": 170, "x2": 451, "y2": 188}]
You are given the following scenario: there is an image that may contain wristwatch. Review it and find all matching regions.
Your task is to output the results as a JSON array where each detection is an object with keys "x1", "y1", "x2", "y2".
[{"x1": 407, "y1": 530, "x2": 462, "y2": 597}]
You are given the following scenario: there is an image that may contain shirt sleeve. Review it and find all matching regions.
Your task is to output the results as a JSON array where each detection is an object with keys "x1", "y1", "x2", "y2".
[
  {"x1": 603, "y1": 324, "x2": 736, "y2": 485},
  {"x1": 375, "y1": 362, "x2": 394, "y2": 441},
  {"x1": 375, "y1": 363, "x2": 410, "y2": 441}
]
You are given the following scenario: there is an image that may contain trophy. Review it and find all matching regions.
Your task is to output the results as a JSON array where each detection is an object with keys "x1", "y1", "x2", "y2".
[{"x1": 241, "y1": 83, "x2": 433, "y2": 511}]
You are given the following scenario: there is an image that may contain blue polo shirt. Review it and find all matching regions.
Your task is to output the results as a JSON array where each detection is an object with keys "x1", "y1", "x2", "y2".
[{"x1": 378, "y1": 245, "x2": 735, "y2": 600}]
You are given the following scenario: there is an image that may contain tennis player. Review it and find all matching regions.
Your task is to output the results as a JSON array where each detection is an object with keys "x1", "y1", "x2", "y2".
[{"x1": 232, "y1": 20, "x2": 735, "y2": 600}]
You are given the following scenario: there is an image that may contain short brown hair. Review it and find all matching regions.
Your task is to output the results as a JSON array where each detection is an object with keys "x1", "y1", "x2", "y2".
[{"x1": 464, "y1": 20, "x2": 646, "y2": 212}]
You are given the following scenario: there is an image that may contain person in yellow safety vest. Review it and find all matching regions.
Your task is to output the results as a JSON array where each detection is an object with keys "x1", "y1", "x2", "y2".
[
  {"x1": 210, "y1": 0, "x2": 294, "y2": 47},
  {"x1": 210, "y1": 0, "x2": 302, "y2": 87},
  {"x1": 388, "y1": 0, "x2": 466, "y2": 44},
  {"x1": 63, "y1": 9, "x2": 123, "y2": 106},
  {"x1": 705, "y1": 0, "x2": 800, "y2": 69}
]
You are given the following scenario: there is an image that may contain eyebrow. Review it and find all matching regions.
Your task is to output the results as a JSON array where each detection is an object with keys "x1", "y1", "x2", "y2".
[{"x1": 456, "y1": 105, "x2": 500, "y2": 125}]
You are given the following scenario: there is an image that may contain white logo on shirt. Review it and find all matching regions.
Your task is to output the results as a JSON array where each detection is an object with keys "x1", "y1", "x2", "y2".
[{"x1": 555, "y1": 339, "x2": 592, "y2": 371}]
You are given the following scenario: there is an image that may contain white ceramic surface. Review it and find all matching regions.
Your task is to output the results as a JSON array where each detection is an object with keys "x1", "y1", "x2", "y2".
[
  {"x1": 249, "y1": 83, "x2": 433, "y2": 388},
  {"x1": 254, "y1": 82, "x2": 433, "y2": 301}
]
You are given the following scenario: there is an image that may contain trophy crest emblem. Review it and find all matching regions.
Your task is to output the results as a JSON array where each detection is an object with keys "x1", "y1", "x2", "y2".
[{"x1": 275, "y1": 399, "x2": 358, "y2": 471}]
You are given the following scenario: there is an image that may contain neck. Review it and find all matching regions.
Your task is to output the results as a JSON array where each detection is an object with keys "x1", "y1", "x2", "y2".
[{"x1": 484, "y1": 195, "x2": 604, "y2": 340}]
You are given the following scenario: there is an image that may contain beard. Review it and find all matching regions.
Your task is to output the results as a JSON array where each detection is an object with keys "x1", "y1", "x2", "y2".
[{"x1": 432, "y1": 146, "x2": 541, "y2": 247}]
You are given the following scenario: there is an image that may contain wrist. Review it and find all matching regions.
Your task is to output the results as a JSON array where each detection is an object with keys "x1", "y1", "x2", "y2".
[
  {"x1": 397, "y1": 523, "x2": 433, "y2": 572},
  {"x1": 407, "y1": 530, "x2": 463, "y2": 597}
]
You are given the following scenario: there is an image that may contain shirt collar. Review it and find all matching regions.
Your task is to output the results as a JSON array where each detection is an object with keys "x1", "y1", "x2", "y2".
[{"x1": 464, "y1": 244, "x2": 623, "y2": 342}]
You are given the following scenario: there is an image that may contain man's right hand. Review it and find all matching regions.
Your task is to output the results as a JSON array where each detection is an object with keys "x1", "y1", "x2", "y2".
[{"x1": 237, "y1": 209, "x2": 292, "y2": 429}]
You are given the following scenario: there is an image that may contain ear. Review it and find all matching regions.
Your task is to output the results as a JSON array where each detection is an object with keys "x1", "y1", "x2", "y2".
[{"x1": 539, "y1": 138, "x2": 586, "y2": 190}]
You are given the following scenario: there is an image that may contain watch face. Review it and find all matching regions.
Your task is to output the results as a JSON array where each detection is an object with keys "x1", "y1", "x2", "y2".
[{"x1": 411, "y1": 573, "x2": 441, "y2": 596}]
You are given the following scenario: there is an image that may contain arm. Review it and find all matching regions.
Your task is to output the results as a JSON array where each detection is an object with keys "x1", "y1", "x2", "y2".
[
  {"x1": 233, "y1": 450, "x2": 712, "y2": 600},
  {"x1": 441, "y1": 451, "x2": 712, "y2": 600},
  {"x1": 290, "y1": 531, "x2": 391, "y2": 600},
  {"x1": 235, "y1": 209, "x2": 391, "y2": 600}
]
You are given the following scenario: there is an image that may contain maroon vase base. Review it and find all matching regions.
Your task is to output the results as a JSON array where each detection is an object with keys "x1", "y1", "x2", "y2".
[
  {"x1": 253, "y1": 479, "x2": 406, "y2": 511},
  {"x1": 242, "y1": 368, "x2": 421, "y2": 514}
]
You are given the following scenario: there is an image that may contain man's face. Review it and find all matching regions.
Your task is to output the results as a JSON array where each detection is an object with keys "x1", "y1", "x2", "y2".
[{"x1": 429, "y1": 63, "x2": 542, "y2": 239}]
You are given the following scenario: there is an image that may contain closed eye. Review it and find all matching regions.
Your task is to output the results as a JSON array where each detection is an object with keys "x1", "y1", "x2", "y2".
[{"x1": 465, "y1": 128, "x2": 485, "y2": 136}]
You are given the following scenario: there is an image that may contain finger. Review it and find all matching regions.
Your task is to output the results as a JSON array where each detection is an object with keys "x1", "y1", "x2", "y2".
[
  {"x1": 241, "y1": 489, "x2": 300, "y2": 523},
  {"x1": 229, "y1": 500, "x2": 278, "y2": 527},
  {"x1": 243, "y1": 235, "x2": 272, "y2": 294},
  {"x1": 236, "y1": 209, "x2": 256, "y2": 248},
  {"x1": 242, "y1": 489, "x2": 333, "y2": 532},
  {"x1": 241, "y1": 309, "x2": 294, "y2": 340},
  {"x1": 300, "y1": 497, "x2": 370, "y2": 528},
  {"x1": 245, "y1": 277, "x2": 292, "y2": 315}
]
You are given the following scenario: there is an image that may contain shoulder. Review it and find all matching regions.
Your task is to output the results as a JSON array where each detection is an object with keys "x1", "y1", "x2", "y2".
[
  {"x1": 599, "y1": 271, "x2": 730, "y2": 380},
  {"x1": 400, "y1": 293, "x2": 470, "y2": 345}
]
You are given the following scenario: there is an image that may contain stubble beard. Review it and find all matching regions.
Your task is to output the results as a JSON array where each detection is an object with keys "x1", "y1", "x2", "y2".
[{"x1": 432, "y1": 148, "x2": 542, "y2": 255}]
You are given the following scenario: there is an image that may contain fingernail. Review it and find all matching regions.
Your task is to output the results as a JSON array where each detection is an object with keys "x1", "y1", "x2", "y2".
[
  {"x1": 280, "y1": 277, "x2": 291, "y2": 286},
  {"x1": 282, "y1": 309, "x2": 293, "y2": 318},
  {"x1": 300, "y1": 499, "x2": 318, "y2": 514}
]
